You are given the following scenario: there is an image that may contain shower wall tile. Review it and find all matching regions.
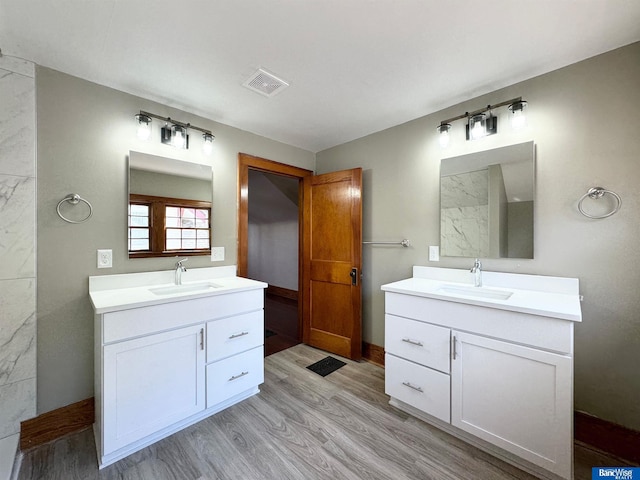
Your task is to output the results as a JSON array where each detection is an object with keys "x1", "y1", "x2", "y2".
[
  {"x1": 0, "y1": 378, "x2": 36, "y2": 438},
  {"x1": 0, "y1": 279, "x2": 36, "y2": 387},
  {"x1": 0, "y1": 67, "x2": 35, "y2": 178},
  {"x1": 0, "y1": 58, "x2": 36, "y2": 445},
  {"x1": 0, "y1": 175, "x2": 35, "y2": 279},
  {"x1": 440, "y1": 170, "x2": 488, "y2": 209},
  {"x1": 441, "y1": 205, "x2": 489, "y2": 257}
]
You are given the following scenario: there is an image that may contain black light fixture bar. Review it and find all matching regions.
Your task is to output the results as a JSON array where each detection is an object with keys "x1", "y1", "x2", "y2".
[
  {"x1": 138, "y1": 110, "x2": 213, "y2": 136},
  {"x1": 438, "y1": 97, "x2": 522, "y2": 127}
]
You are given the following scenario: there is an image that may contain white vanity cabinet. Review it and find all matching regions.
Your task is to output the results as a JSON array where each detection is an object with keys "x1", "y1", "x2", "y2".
[
  {"x1": 90, "y1": 269, "x2": 266, "y2": 469},
  {"x1": 102, "y1": 324, "x2": 206, "y2": 454},
  {"x1": 382, "y1": 267, "x2": 581, "y2": 480}
]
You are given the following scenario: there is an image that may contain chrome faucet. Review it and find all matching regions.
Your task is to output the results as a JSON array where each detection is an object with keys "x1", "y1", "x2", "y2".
[
  {"x1": 175, "y1": 257, "x2": 188, "y2": 285},
  {"x1": 470, "y1": 258, "x2": 482, "y2": 287}
]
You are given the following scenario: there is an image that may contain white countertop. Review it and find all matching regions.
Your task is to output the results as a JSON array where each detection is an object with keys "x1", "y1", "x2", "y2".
[
  {"x1": 381, "y1": 267, "x2": 582, "y2": 322},
  {"x1": 89, "y1": 266, "x2": 267, "y2": 314}
]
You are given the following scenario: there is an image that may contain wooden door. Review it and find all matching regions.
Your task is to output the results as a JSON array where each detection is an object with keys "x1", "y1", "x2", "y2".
[{"x1": 302, "y1": 168, "x2": 362, "y2": 360}]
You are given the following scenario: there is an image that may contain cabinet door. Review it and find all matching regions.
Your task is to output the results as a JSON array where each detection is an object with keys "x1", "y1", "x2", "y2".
[
  {"x1": 103, "y1": 324, "x2": 205, "y2": 454},
  {"x1": 451, "y1": 331, "x2": 572, "y2": 479}
]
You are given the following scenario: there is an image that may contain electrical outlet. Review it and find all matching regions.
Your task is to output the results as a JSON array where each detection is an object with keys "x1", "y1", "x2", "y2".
[
  {"x1": 429, "y1": 245, "x2": 440, "y2": 262},
  {"x1": 211, "y1": 246, "x2": 225, "y2": 262},
  {"x1": 97, "y1": 249, "x2": 112, "y2": 268}
]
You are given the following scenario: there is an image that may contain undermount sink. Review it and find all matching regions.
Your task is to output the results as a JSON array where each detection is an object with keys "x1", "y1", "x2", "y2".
[
  {"x1": 149, "y1": 282, "x2": 222, "y2": 296},
  {"x1": 437, "y1": 284, "x2": 513, "y2": 300}
]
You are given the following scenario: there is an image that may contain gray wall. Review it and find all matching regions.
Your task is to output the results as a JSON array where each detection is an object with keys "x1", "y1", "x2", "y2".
[
  {"x1": 248, "y1": 171, "x2": 299, "y2": 290},
  {"x1": 316, "y1": 42, "x2": 640, "y2": 431},
  {"x1": 129, "y1": 168, "x2": 212, "y2": 201},
  {"x1": 36, "y1": 67, "x2": 315, "y2": 414}
]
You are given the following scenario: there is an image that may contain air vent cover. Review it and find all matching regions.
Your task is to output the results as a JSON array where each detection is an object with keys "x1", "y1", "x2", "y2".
[{"x1": 242, "y1": 68, "x2": 289, "y2": 97}]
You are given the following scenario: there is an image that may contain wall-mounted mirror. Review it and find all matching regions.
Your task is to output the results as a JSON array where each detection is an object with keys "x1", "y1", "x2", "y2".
[
  {"x1": 440, "y1": 141, "x2": 534, "y2": 259},
  {"x1": 128, "y1": 151, "x2": 213, "y2": 258}
]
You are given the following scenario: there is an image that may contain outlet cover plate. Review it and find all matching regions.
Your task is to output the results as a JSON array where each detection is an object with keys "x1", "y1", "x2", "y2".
[
  {"x1": 97, "y1": 249, "x2": 113, "y2": 268},
  {"x1": 429, "y1": 246, "x2": 440, "y2": 262},
  {"x1": 211, "y1": 247, "x2": 225, "y2": 262}
]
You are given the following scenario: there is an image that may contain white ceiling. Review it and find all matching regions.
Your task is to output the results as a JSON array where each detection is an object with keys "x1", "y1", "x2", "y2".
[{"x1": 1, "y1": 1, "x2": 639, "y2": 152}]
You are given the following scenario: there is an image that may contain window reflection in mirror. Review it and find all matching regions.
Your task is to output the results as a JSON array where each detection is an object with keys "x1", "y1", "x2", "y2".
[
  {"x1": 440, "y1": 141, "x2": 534, "y2": 259},
  {"x1": 128, "y1": 151, "x2": 213, "y2": 258}
]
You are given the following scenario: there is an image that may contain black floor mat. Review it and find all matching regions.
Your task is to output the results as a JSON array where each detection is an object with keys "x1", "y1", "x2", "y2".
[
  {"x1": 265, "y1": 329, "x2": 277, "y2": 338},
  {"x1": 306, "y1": 356, "x2": 346, "y2": 377}
]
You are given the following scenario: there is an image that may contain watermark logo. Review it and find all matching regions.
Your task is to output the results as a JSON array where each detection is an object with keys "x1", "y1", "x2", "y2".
[{"x1": 593, "y1": 467, "x2": 640, "y2": 480}]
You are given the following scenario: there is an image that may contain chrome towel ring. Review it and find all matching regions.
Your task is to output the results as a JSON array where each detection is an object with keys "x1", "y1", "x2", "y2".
[
  {"x1": 56, "y1": 193, "x2": 93, "y2": 224},
  {"x1": 578, "y1": 187, "x2": 621, "y2": 219}
]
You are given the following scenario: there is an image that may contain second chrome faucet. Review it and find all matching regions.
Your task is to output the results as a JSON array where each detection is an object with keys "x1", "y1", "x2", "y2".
[{"x1": 470, "y1": 258, "x2": 482, "y2": 287}]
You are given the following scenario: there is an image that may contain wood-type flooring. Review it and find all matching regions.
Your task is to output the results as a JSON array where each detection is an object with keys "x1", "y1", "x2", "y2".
[
  {"x1": 19, "y1": 344, "x2": 628, "y2": 480},
  {"x1": 264, "y1": 293, "x2": 300, "y2": 357}
]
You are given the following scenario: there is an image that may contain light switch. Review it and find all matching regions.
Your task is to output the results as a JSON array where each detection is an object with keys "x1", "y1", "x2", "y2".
[{"x1": 211, "y1": 247, "x2": 225, "y2": 262}]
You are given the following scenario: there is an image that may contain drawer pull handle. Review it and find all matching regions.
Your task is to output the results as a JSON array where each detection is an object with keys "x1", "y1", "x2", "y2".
[
  {"x1": 402, "y1": 338, "x2": 424, "y2": 347},
  {"x1": 229, "y1": 331, "x2": 249, "y2": 339},
  {"x1": 200, "y1": 328, "x2": 204, "y2": 350},
  {"x1": 402, "y1": 381, "x2": 424, "y2": 393},
  {"x1": 228, "y1": 371, "x2": 249, "y2": 382}
]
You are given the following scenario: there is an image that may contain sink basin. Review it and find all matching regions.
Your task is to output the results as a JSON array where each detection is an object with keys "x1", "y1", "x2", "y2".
[
  {"x1": 150, "y1": 282, "x2": 222, "y2": 296},
  {"x1": 437, "y1": 284, "x2": 513, "y2": 300}
]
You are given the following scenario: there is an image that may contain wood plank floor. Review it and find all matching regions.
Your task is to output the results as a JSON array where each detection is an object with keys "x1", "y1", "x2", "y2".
[
  {"x1": 264, "y1": 294, "x2": 300, "y2": 357},
  {"x1": 18, "y1": 345, "x2": 628, "y2": 480}
]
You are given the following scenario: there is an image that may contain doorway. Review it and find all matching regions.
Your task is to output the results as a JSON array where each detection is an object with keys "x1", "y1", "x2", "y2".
[{"x1": 237, "y1": 154, "x2": 313, "y2": 356}]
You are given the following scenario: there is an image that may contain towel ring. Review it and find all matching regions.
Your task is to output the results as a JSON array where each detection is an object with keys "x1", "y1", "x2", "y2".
[
  {"x1": 56, "y1": 194, "x2": 93, "y2": 224},
  {"x1": 578, "y1": 187, "x2": 621, "y2": 219}
]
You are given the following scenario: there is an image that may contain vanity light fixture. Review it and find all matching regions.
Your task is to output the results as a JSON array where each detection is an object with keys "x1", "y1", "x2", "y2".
[
  {"x1": 202, "y1": 132, "x2": 215, "y2": 154},
  {"x1": 134, "y1": 110, "x2": 215, "y2": 154},
  {"x1": 170, "y1": 124, "x2": 188, "y2": 149},
  {"x1": 437, "y1": 97, "x2": 527, "y2": 147},
  {"x1": 436, "y1": 123, "x2": 451, "y2": 147},
  {"x1": 134, "y1": 113, "x2": 152, "y2": 141},
  {"x1": 508, "y1": 100, "x2": 528, "y2": 130},
  {"x1": 468, "y1": 113, "x2": 487, "y2": 140}
]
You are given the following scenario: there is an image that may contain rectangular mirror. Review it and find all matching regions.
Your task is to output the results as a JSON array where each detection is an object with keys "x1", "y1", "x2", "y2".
[
  {"x1": 440, "y1": 141, "x2": 534, "y2": 259},
  {"x1": 128, "y1": 151, "x2": 213, "y2": 258}
]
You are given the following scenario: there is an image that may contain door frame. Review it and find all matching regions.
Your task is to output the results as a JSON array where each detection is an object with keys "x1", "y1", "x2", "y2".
[{"x1": 237, "y1": 153, "x2": 313, "y2": 340}]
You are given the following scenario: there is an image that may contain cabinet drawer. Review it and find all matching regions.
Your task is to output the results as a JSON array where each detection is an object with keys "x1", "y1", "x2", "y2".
[
  {"x1": 385, "y1": 314, "x2": 450, "y2": 373},
  {"x1": 207, "y1": 310, "x2": 264, "y2": 363},
  {"x1": 103, "y1": 289, "x2": 264, "y2": 344},
  {"x1": 206, "y1": 346, "x2": 264, "y2": 408},
  {"x1": 385, "y1": 353, "x2": 450, "y2": 423}
]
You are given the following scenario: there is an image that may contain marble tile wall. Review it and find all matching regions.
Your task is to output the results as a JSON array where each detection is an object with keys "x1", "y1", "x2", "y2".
[
  {"x1": 0, "y1": 58, "x2": 36, "y2": 444},
  {"x1": 440, "y1": 170, "x2": 489, "y2": 257}
]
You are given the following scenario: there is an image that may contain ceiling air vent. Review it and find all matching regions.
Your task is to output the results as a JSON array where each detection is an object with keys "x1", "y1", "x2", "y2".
[{"x1": 242, "y1": 68, "x2": 289, "y2": 98}]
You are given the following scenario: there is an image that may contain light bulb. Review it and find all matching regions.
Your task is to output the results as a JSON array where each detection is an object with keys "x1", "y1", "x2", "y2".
[
  {"x1": 134, "y1": 114, "x2": 151, "y2": 141},
  {"x1": 437, "y1": 123, "x2": 451, "y2": 147},
  {"x1": 509, "y1": 100, "x2": 528, "y2": 131},
  {"x1": 172, "y1": 125, "x2": 186, "y2": 148},
  {"x1": 469, "y1": 114, "x2": 486, "y2": 140},
  {"x1": 202, "y1": 133, "x2": 214, "y2": 155}
]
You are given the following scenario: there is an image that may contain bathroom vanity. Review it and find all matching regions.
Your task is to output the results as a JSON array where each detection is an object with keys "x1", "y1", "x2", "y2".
[
  {"x1": 382, "y1": 266, "x2": 582, "y2": 480},
  {"x1": 89, "y1": 266, "x2": 267, "y2": 468}
]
